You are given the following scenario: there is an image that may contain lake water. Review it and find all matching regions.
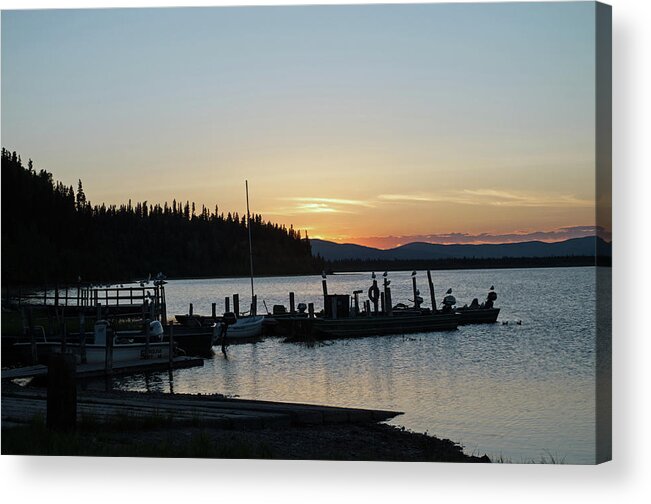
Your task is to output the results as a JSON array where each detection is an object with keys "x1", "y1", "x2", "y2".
[{"x1": 109, "y1": 267, "x2": 600, "y2": 464}]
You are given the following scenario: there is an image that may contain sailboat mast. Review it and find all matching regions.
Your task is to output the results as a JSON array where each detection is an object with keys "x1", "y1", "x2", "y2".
[{"x1": 246, "y1": 180, "x2": 255, "y2": 300}]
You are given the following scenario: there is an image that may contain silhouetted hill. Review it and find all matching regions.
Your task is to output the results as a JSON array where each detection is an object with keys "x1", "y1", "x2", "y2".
[{"x1": 311, "y1": 236, "x2": 611, "y2": 261}]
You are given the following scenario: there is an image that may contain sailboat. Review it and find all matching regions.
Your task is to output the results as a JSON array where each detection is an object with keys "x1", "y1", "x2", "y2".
[{"x1": 219, "y1": 180, "x2": 264, "y2": 341}]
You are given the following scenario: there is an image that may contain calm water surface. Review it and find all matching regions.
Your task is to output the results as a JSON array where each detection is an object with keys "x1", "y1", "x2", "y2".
[{"x1": 110, "y1": 267, "x2": 598, "y2": 464}]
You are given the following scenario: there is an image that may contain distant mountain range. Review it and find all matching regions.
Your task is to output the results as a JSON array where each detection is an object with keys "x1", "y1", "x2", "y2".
[{"x1": 310, "y1": 236, "x2": 611, "y2": 261}]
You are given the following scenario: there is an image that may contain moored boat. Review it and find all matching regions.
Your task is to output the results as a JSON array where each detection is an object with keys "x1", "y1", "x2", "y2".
[
  {"x1": 454, "y1": 286, "x2": 500, "y2": 324},
  {"x1": 166, "y1": 323, "x2": 218, "y2": 356},
  {"x1": 310, "y1": 311, "x2": 460, "y2": 339},
  {"x1": 13, "y1": 319, "x2": 171, "y2": 365},
  {"x1": 216, "y1": 314, "x2": 264, "y2": 341},
  {"x1": 456, "y1": 306, "x2": 501, "y2": 324}
]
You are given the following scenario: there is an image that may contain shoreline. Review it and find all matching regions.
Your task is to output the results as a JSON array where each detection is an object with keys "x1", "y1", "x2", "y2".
[{"x1": 1, "y1": 383, "x2": 490, "y2": 462}]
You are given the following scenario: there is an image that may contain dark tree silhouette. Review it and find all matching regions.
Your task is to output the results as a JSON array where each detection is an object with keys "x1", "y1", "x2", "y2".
[{"x1": 1, "y1": 148, "x2": 324, "y2": 285}]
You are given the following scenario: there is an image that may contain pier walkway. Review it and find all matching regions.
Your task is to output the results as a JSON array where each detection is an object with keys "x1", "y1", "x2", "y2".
[
  {"x1": 1, "y1": 356, "x2": 203, "y2": 381},
  {"x1": 2, "y1": 386, "x2": 401, "y2": 429}
]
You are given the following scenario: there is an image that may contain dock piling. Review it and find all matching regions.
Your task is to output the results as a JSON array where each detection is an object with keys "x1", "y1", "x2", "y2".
[
  {"x1": 79, "y1": 313, "x2": 87, "y2": 364},
  {"x1": 144, "y1": 319, "x2": 150, "y2": 359},
  {"x1": 322, "y1": 278, "x2": 328, "y2": 309},
  {"x1": 412, "y1": 275, "x2": 420, "y2": 309},
  {"x1": 427, "y1": 270, "x2": 437, "y2": 312},
  {"x1": 308, "y1": 302, "x2": 315, "y2": 318},
  {"x1": 289, "y1": 292, "x2": 295, "y2": 314},
  {"x1": 169, "y1": 323, "x2": 174, "y2": 368},
  {"x1": 46, "y1": 353, "x2": 77, "y2": 432},
  {"x1": 27, "y1": 307, "x2": 37, "y2": 365},
  {"x1": 233, "y1": 294, "x2": 240, "y2": 316},
  {"x1": 225, "y1": 297, "x2": 230, "y2": 313},
  {"x1": 105, "y1": 328, "x2": 113, "y2": 375},
  {"x1": 372, "y1": 279, "x2": 379, "y2": 315},
  {"x1": 61, "y1": 320, "x2": 67, "y2": 353},
  {"x1": 189, "y1": 303, "x2": 193, "y2": 316},
  {"x1": 211, "y1": 303, "x2": 217, "y2": 318}
]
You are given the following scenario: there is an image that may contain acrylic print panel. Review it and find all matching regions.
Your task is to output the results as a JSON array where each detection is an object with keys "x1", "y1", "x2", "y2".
[{"x1": 0, "y1": 2, "x2": 611, "y2": 464}]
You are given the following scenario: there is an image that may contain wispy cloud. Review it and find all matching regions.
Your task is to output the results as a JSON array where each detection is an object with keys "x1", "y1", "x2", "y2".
[
  {"x1": 282, "y1": 197, "x2": 375, "y2": 208},
  {"x1": 378, "y1": 189, "x2": 593, "y2": 208},
  {"x1": 263, "y1": 196, "x2": 375, "y2": 216},
  {"x1": 460, "y1": 189, "x2": 593, "y2": 208},
  {"x1": 378, "y1": 194, "x2": 437, "y2": 203}
]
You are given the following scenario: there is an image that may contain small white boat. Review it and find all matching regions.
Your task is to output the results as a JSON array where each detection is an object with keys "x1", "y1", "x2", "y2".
[
  {"x1": 216, "y1": 315, "x2": 264, "y2": 341},
  {"x1": 14, "y1": 320, "x2": 171, "y2": 364}
]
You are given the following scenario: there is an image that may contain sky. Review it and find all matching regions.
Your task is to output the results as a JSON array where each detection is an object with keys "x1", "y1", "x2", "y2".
[{"x1": 1, "y1": 3, "x2": 606, "y2": 247}]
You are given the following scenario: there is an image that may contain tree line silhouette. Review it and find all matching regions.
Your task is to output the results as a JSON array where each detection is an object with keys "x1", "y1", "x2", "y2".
[
  {"x1": 323, "y1": 255, "x2": 601, "y2": 275},
  {"x1": 1, "y1": 148, "x2": 325, "y2": 285}
]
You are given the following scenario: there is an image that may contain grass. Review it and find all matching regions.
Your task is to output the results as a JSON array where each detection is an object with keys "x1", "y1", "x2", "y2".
[{"x1": 489, "y1": 450, "x2": 566, "y2": 464}]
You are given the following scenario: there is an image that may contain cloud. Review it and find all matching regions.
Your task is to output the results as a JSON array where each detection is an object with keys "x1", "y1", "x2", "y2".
[
  {"x1": 262, "y1": 196, "x2": 374, "y2": 216},
  {"x1": 282, "y1": 197, "x2": 375, "y2": 208},
  {"x1": 352, "y1": 225, "x2": 610, "y2": 249},
  {"x1": 378, "y1": 190, "x2": 593, "y2": 208},
  {"x1": 378, "y1": 194, "x2": 437, "y2": 203}
]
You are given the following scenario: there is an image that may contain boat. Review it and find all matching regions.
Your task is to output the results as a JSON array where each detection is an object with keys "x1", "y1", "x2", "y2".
[
  {"x1": 310, "y1": 310, "x2": 460, "y2": 339},
  {"x1": 174, "y1": 313, "x2": 219, "y2": 327},
  {"x1": 216, "y1": 315, "x2": 264, "y2": 341},
  {"x1": 454, "y1": 286, "x2": 500, "y2": 324},
  {"x1": 13, "y1": 319, "x2": 171, "y2": 365},
  {"x1": 166, "y1": 323, "x2": 218, "y2": 356},
  {"x1": 456, "y1": 306, "x2": 501, "y2": 324}
]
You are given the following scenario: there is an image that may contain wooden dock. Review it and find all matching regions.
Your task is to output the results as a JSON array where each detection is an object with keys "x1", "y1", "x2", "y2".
[
  {"x1": 1, "y1": 386, "x2": 402, "y2": 429},
  {"x1": 1, "y1": 356, "x2": 203, "y2": 381}
]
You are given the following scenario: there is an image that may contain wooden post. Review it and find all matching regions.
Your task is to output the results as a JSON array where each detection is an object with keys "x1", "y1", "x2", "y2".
[
  {"x1": 233, "y1": 294, "x2": 240, "y2": 316},
  {"x1": 412, "y1": 275, "x2": 418, "y2": 307},
  {"x1": 386, "y1": 287, "x2": 393, "y2": 316},
  {"x1": 105, "y1": 326, "x2": 113, "y2": 374},
  {"x1": 79, "y1": 313, "x2": 87, "y2": 364},
  {"x1": 47, "y1": 353, "x2": 77, "y2": 432},
  {"x1": 353, "y1": 292, "x2": 360, "y2": 316},
  {"x1": 427, "y1": 270, "x2": 437, "y2": 312},
  {"x1": 212, "y1": 303, "x2": 217, "y2": 318},
  {"x1": 251, "y1": 295, "x2": 257, "y2": 316},
  {"x1": 322, "y1": 278, "x2": 328, "y2": 309},
  {"x1": 365, "y1": 300, "x2": 371, "y2": 316},
  {"x1": 144, "y1": 319, "x2": 150, "y2": 360},
  {"x1": 169, "y1": 323, "x2": 174, "y2": 368},
  {"x1": 380, "y1": 291, "x2": 386, "y2": 314},
  {"x1": 27, "y1": 307, "x2": 37, "y2": 365},
  {"x1": 289, "y1": 292, "x2": 296, "y2": 314},
  {"x1": 61, "y1": 320, "x2": 67, "y2": 354},
  {"x1": 189, "y1": 303, "x2": 193, "y2": 316},
  {"x1": 160, "y1": 286, "x2": 167, "y2": 323},
  {"x1": 225, "y1": 297, "x2": 230, "y2": 313},
  {"x1": 372, "y1": 279, "x2": 379, "y2": 315},
  {"x1": 308, "y1": 303, "x2": 315, "y2": 319}
]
